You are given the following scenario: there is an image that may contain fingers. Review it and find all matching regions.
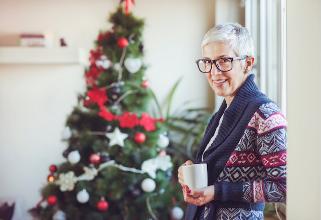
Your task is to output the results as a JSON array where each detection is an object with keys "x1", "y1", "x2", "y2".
[
  {"x1": 189, "y1": 189, "x2": 204, "y2": 198},
  {"x1": 177, "y1": 166, "x2": 184, "y2": 186},
  {"x1": 178, "y1": 160, "x2": 193, "y2": 185},
  {"x1": 184, "y1": 193, "x2": 206, "y2": 206},
  {"x1": 183, "y1": 186, "x2": 214, "y2": 206}
]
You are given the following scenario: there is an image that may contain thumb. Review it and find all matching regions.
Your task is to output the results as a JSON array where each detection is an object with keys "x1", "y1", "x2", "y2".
[{"x1": 184, "y1": 160, "x2": 194, "y2": 166}]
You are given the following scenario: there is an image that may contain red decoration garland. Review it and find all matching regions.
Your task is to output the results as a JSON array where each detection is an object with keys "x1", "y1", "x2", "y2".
[
  {"x1": 87, "y1": 87, "x2": 108, "y2": 107},
  {"x1": 118, "y1": 112, "x2": 140, "y2": 128},
  {"x1": 139, "y1": 113, "x2": 156, "y2": 131},
  {"x1": 98, "y1": 106, "x2": 115, "y2": 121}
]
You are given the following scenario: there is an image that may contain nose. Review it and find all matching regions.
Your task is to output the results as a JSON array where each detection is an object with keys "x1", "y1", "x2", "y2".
[{"x1": 210, "y1": 63, "x2": 221, "y2": 77}]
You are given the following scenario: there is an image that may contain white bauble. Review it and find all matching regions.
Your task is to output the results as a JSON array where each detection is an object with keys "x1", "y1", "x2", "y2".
[
  {"x1": 157, "y1": 134, "x2": 169, "y2": 148},
  {"x1": 96, "y1": 56, "x2": 111, "y2": 69},
  {"x1": 39, "y1": 201, "x2": 48, "y2": 208},
  {"x1": 124, "y1": 57, "x2": 142, "y2": 73},
  {"x1": 62, "y1": 127, "x2": 71, "y2": 140},
  {"x1": 113, "y1": 63, "x2": 122, "y2": 72},
  {"x1": 141, "y1": 178, "x2": 156, "y2": 192},
  {"x1": 171, "y1": 206, "x2": 184, "y2": 220},
  {"x1": 68, "y1": 150, "x2": 81, "y2": 164},
  {"x1": 52, "y1": 210, "x2": 66, "y2": 220},
  {"x1": 77, "y1": 189, "x2": 89, "y2": 203}
]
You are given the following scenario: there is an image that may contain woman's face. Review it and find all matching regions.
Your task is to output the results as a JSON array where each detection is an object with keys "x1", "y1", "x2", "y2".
[{"x1": 202, "y1": 42, "x2": 249, "y2": 101}]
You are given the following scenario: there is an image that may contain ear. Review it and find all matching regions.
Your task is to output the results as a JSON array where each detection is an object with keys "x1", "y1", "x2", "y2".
[{"x1": 244, "y1": 56, "x2": 255, "y2": 73}]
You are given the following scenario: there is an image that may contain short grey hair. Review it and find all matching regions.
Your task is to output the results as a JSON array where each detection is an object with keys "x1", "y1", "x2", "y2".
[{"x1": 201, "y1": 23, "x2": 255, "y2": 57}]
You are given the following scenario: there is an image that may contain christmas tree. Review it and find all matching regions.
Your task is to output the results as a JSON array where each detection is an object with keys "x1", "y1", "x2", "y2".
[{"x1": 29, "y1": 2, "x2": 187, "y2": 220}]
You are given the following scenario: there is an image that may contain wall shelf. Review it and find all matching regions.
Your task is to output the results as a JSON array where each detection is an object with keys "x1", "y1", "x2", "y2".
[{"x1": 0, "y1": 47, "x2": 89, "y2": 65}]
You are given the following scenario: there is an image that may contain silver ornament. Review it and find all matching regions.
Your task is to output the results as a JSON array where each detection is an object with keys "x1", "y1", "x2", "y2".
[
  {"x1": 157, "y1": 134, "x2": 169, "y2": 148},
  {"x1": 141, "y1": 178, "x2": 156, "y2": 192},
  {"x1": 171, "y1": 206, "x2": 184, "y2": 220},
  {"x1": 52, "y1": 210, "x2": 66, "y2": 220},
  {"x1": 68, "y1": 150, "x2": 81, "y2": 164},
  {"x1": 124, "y1": 57, "x2": 142, "y2": 73},
  {"x1": 77, "y1": 189, "x2": 89, "y2": 203}
]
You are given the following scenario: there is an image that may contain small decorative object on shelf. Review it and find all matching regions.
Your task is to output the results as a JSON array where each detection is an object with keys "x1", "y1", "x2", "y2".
[
  {"x1": 60, "y1": 38, "x2": 67, "y2": 47},
  {"x1": 20, "y1": 33, "x2": 46, "y2": 47}
]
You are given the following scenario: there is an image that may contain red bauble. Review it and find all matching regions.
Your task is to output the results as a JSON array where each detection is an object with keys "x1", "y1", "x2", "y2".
[
  {"x1": 47, "y1": 195, "x2": 57, "y2": 206},
  {"x1": 141, "y1": 80, "x2": 149, "y2": 88},
  {"x1": 49, "y1": 165, "x2": 57, "y2": 173},
  {"x1": 117, "y1": 37, "x2": 129, "y2": 48},
  {"x1": 97, "y1": 198, "x2": 109, "y2": 211},
  {"x1": 90, "y1": 153, "x2": 101, "y2": 165},
  {"x1": 134, "y1": 132, "x2": 146, "y2": 144}
]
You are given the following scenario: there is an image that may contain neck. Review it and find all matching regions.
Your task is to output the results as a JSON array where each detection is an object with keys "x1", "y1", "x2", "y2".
[{"x1": 224, "y1": 96, "x2": 234, "y2": 107}]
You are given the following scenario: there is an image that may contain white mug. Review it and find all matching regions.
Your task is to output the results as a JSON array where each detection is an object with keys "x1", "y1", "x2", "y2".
[{"x1": 182, "y1": 163, "x2": 208, "y2": 190}]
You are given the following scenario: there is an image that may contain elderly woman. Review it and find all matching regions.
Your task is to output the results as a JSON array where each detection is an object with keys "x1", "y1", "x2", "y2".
[{"x1": 178, "y1": 23, "x2": 287, "y2": 220}]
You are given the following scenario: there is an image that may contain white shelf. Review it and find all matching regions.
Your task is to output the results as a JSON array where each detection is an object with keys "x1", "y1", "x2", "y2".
[{"x1": 0, "y1": 47, "x2": 89, "y2": 65}]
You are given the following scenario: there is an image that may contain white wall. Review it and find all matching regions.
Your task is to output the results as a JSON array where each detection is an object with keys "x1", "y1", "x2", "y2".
[
  {"x1": 213, "y1": 0, "x2": 245, "y2": 111},
  {"x1": 0, "y1": 0, "x2": 214, "y2": 218},
  {"x1": 287, "y1": 0, "x2": 321, "y2": 219}
]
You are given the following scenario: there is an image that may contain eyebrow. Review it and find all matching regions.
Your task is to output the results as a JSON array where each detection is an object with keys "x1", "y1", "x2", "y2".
[{"x1": 203, "y1": 55, "x2": 229, "y2": 59}]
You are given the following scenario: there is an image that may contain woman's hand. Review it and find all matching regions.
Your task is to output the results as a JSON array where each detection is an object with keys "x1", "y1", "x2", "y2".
[
  {"x1": 177, "y1": 160, "x2": 193, "y2": 186},
  {"x1": 183, "y1": 185, "x2": 215, "y2": 206}
]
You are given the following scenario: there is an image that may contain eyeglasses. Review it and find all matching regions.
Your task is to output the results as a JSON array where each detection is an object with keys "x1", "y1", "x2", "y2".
[{"x1": 195, "y1": 56, "x2": 247, "y2": 73}]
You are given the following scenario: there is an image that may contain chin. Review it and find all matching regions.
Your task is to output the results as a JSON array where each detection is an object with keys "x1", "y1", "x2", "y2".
[{"x1": 213, "y1": 88, "x2": 227, "y2": 97}]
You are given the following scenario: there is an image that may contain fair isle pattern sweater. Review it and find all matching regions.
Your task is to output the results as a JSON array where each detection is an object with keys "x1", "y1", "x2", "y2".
[
  {"x1": 213, "y1": 102, "x2": 287, "y2": 219},
  {"x1": 185, "y1": 74, "x2": 287, "y2": 220}
]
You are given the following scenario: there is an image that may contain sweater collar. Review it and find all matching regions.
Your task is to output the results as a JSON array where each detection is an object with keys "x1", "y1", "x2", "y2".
[{"x1": 199, "y1": 74, "x2": 264, "y2": 160}]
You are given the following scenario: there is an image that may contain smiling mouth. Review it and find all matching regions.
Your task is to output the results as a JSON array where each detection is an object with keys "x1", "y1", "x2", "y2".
[{"x1": 212, "y1": 79, "x2": 227, "y2": 86}]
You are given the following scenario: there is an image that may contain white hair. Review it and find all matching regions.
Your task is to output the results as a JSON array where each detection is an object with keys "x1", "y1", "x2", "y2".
[{"x1": 201, "y1": 23, "x2": 255, "y2": 57}]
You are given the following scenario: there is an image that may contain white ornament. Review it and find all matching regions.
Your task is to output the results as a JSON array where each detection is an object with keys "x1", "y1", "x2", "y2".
[
  {"x1": 39, "y1": 200, "x2": 48, "y2": 208},
  {"x1": 62, "y1": 127, "x2": 72, "y2": 140},
  {"x1": 68, "y1": 150, "x2": 81, "y2": 164},
  {"x1": 157, "y1": 134, "x2": 169, "y2": 148},
  {"x1": 77, "y1": 166, "x2": 98, "y2": 181},
  {"x1": 141, "y1": 178, "x2": 156, "y2": 192},
  {"x1": 141, "y1": 155, "x2": 173, "y2": 178},
  {"x1": 53, "y1": 210, "x2": 66, "y2": 220},
  {"x1": 96, "y1": 56, "x2": 112, "y2": 69},
  {"x1": 171, "y1": 206, "x2": 184, "y2": 220},
  {"x1": 56, "y1": 171, "x2": 77, "y2": 191},
  {"x1": 124, "y1": 57, "x2": 142, "y2": 73},
  {"x1": 113, "y1": 63, "x2": 122, "y2": 72},
  {"x1": 106, "y1": 127, "x2": 128, "y2": 147},
  {"x1": 77, "y1": 189, "x2": 90, "y2": 203}
]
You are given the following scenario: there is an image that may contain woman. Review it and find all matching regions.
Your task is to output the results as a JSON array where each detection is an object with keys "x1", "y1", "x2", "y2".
[{"x1": 178, "y1": 23, "x2": 287, "y2": 220}]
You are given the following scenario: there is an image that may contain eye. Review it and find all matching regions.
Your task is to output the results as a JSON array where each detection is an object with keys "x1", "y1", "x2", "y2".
[{"x1": 219, "y1": 58, "x2": 231, "y2": 63}]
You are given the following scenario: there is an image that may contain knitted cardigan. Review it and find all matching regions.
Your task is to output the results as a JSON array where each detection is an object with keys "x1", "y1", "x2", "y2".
[{"x1": 185, "y1": 74, "x2": 287, "y2": 220}]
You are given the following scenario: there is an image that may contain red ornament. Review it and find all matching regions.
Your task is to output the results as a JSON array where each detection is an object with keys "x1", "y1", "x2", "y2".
[
  {"x1": 117, "y1": 37, "x2": 129, "y2": 48},
  {"x1": 141, "y1": 80, "x2": 149, "y2": 88},
  {"x1": 122, "y1": 0, "x2": 135, "y2": 14},
  {"x1": 49, "y1": 165, "x2": 57, "y2": 173},
  {"x1": 134, "y1": 132, "x2": 146, "y2": 144},
  {"x1": 97, "y1": 198, "x2": 109, "y2": 211},
  {"x1": 47, "y1": 195, "x2": 57, "y2": 206},
  {"x1": 90, "y1": 153, "x2": 101, "y2": 165}
]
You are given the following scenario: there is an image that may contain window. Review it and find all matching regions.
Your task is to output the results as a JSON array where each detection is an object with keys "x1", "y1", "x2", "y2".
[{"x1": 245, "y1": 0, "x2": 287, "y2": 114}]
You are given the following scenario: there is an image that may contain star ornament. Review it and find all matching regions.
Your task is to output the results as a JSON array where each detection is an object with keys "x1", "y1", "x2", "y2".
[{"x1": 106, "y1": 127, "x2": 128, "y2": 147}]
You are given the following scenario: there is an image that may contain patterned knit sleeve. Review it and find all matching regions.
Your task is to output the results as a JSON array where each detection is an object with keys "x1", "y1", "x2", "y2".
[{"x1": 214, "y1": 102, "x2": 287, "y2": 203}]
